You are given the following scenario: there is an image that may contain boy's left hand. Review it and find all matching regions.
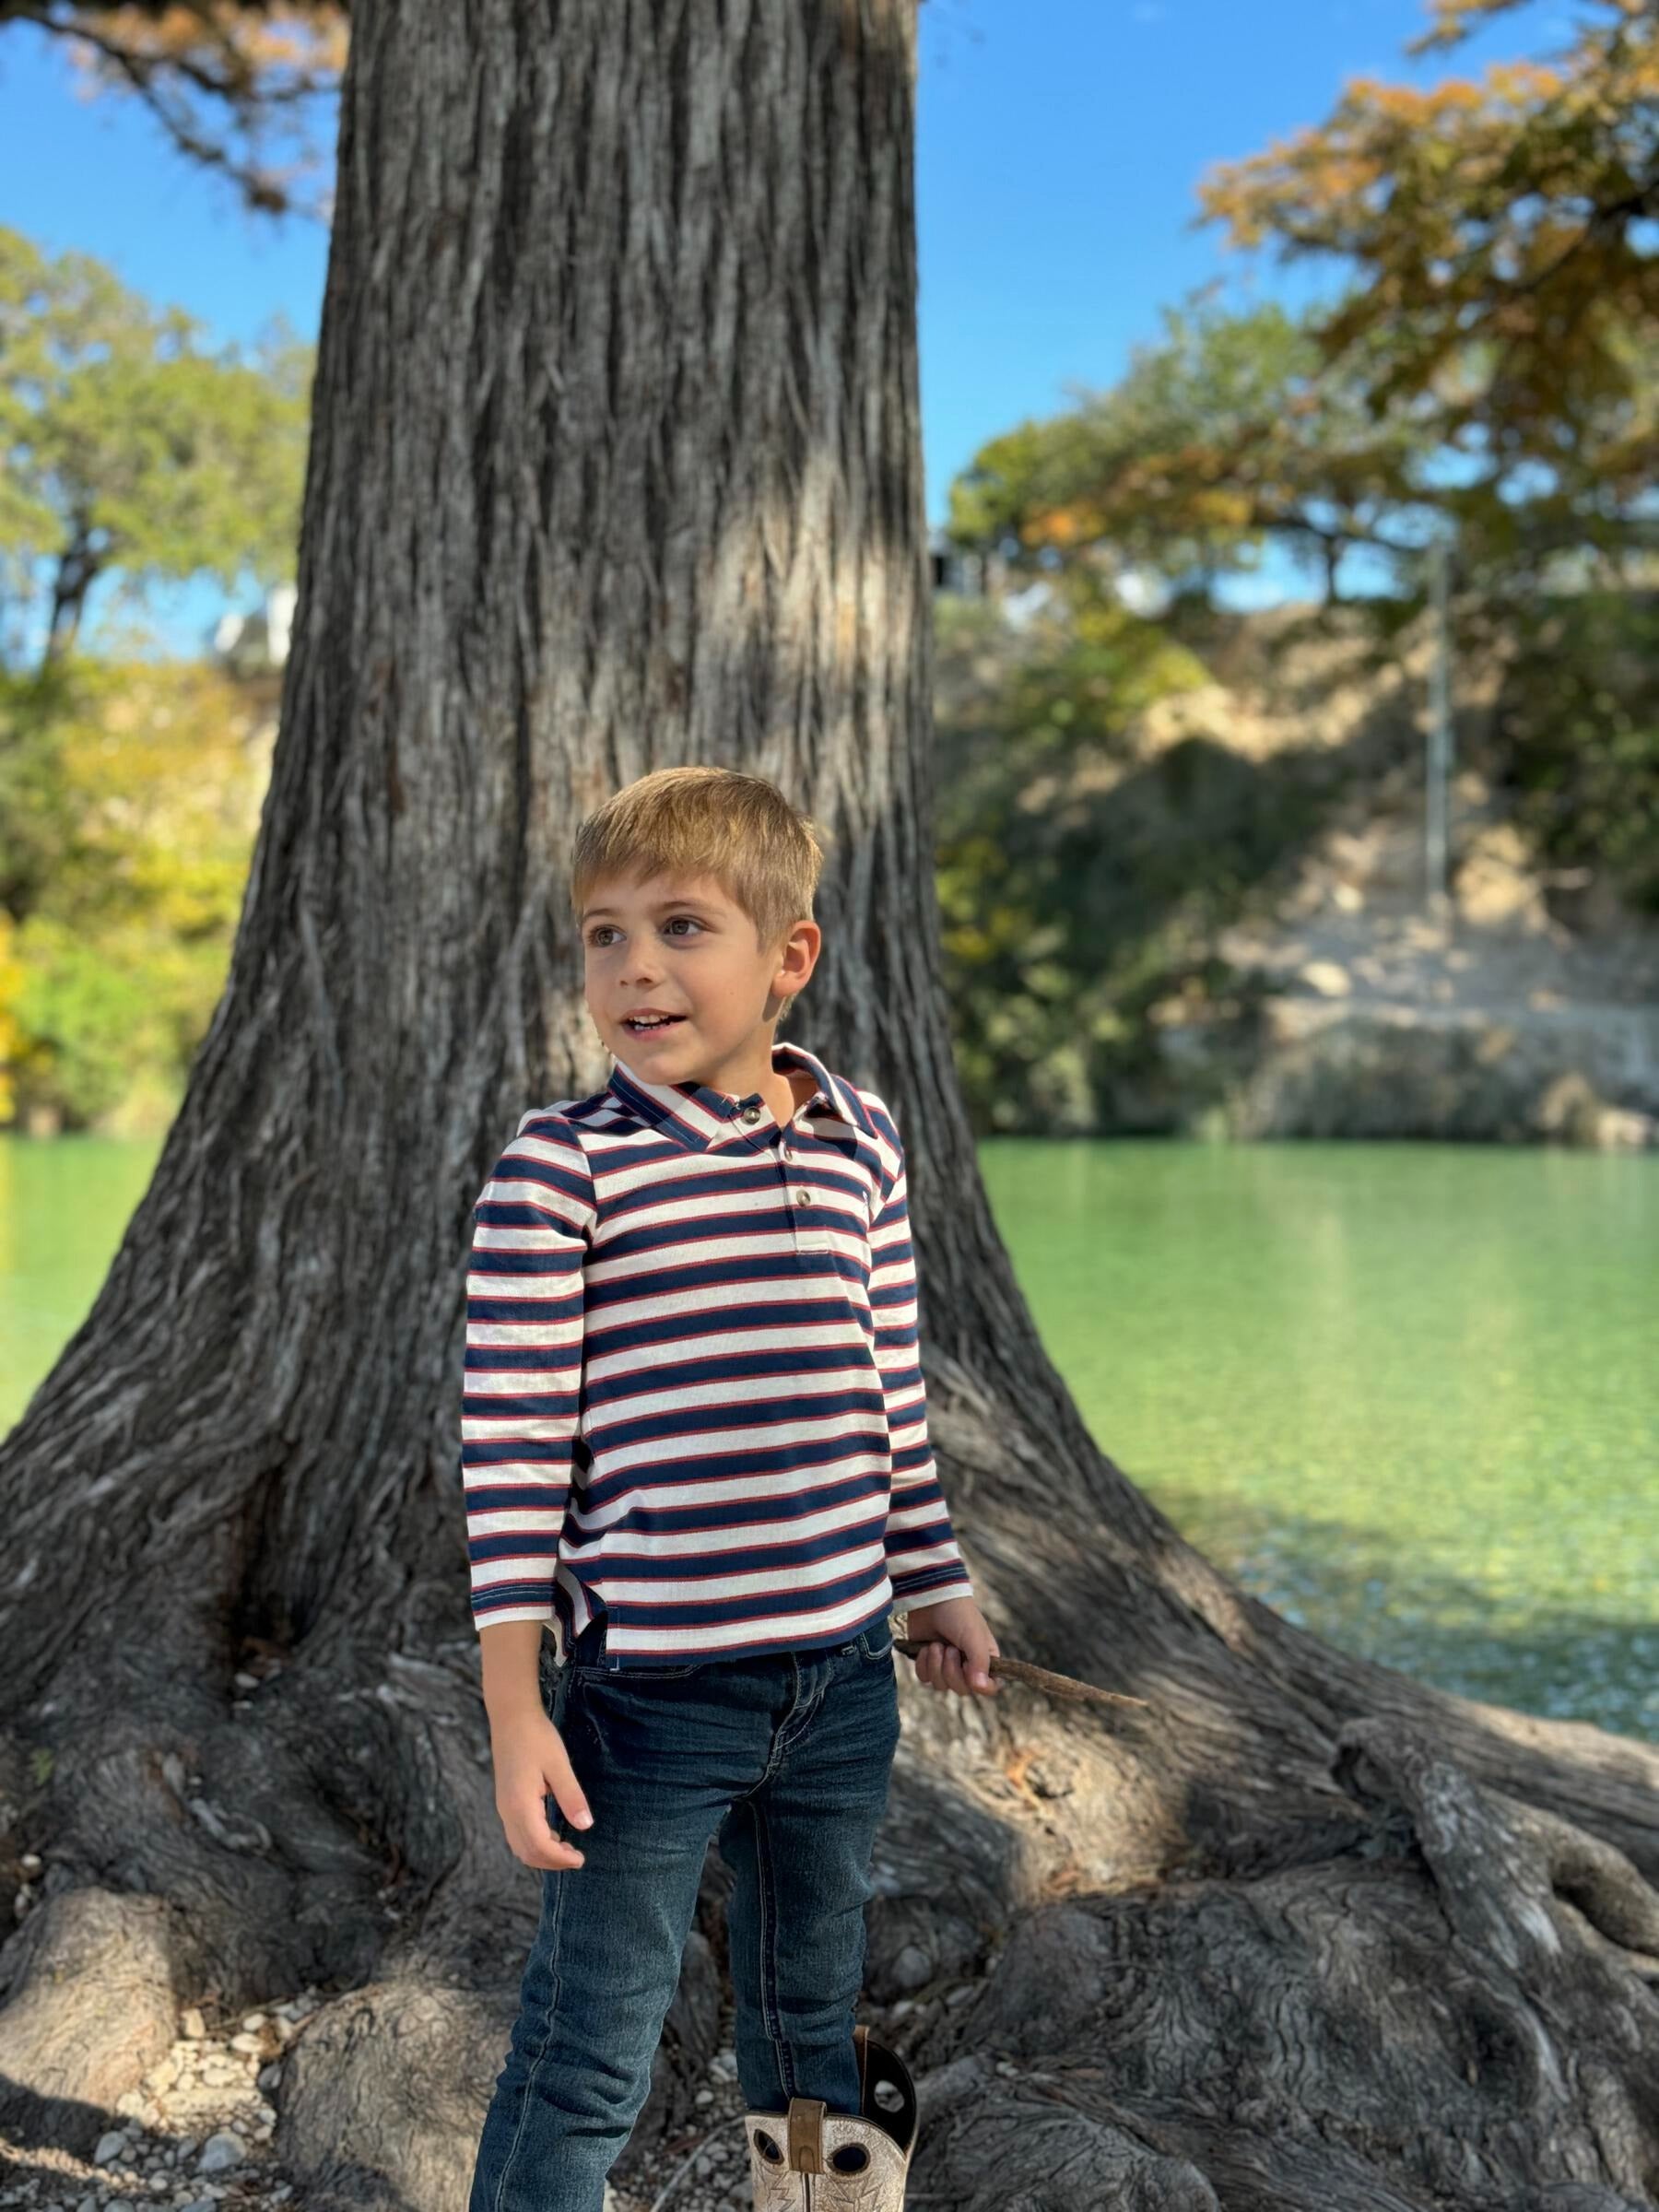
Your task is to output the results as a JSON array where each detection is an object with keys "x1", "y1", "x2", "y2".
[{"x1": 900, "y1": 1594, "x2": 1000, "y2": 1699}]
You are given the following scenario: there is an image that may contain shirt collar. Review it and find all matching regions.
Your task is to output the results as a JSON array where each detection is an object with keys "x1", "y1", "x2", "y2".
[{"x1": 606, "y1": 1037, "x2": 857, "y2": 1150}]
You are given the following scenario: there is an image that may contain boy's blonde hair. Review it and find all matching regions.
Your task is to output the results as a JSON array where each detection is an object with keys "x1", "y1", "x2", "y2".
[{"x1": 570, "y1": 766, "x2": 827, "y2": 962}]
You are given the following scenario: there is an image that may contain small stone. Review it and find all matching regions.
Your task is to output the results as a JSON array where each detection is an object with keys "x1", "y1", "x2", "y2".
[
  {"x1": 256, "y1": 2063, "x2": 283, "y2": 2093},
  {"x1": 945, "y1": 1983, "x2": 978, "y2": 2006},
  {"x1": 271, "y1": 2017, "x2": 297, "y2": 2044},
  {"x1": 181, "y1": 2009, "x2": 207, "y2": 2040},
  {"x1": 195, "y1": 2134, "x2": 245, "y2": 2175},
  {"x1": 694, "y1": 2087, "x2": 714, "y2": 2106},
  {"x1": 94, "y1": 2131, "x2": 129, "y2": 2166},
  {"x1": 239, "y1": 2012, "x2": 266, "y2": 2032},
  {"x1": 229, "y1": 2033, "x2": 264, "y2": 2054},
  {"x1": 18, "y1": 1853, "x2": 41, "y2": 1877},
  {"x1": 1300, "y1": 959, "x2": 1351, "y2": 998}
]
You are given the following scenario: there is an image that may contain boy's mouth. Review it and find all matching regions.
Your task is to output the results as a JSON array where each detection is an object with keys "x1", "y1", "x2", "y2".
[{"x1": 621, "y1": 1012, "x2": 687, "y2": 1036}]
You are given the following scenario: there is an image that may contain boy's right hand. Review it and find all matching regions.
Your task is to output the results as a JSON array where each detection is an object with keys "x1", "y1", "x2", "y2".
[{"x1": 490, "y1": 1709, "x2": 596, "y2": 1871}]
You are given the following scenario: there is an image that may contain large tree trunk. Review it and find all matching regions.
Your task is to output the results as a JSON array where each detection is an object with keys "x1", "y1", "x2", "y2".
[{"x1": 3, "y1": 5, "x2": 1656, "y2": 2209}]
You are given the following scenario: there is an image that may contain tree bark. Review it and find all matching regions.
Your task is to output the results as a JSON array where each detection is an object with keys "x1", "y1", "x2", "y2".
[{"x1": 3, "y1": 5, "x2": 1656, "y2": 2209}]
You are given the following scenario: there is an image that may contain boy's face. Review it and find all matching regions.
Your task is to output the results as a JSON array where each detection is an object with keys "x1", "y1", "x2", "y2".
[{"x1": 579, "y1": 867, "x2": 818, "y2": 1077}]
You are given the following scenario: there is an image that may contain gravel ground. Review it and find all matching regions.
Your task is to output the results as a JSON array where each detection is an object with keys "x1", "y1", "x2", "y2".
[
  {"x1": 0, "y1": 1988, "x2": 958, "y2": 2212},
  {"x1": 0, "y1": 1994, "x2": 304, "y2": 2212}
]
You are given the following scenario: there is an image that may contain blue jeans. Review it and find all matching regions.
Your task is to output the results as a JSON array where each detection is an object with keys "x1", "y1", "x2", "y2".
[{"x1": 467, "y1": 1610, "x2": 903, "y2": 2212}]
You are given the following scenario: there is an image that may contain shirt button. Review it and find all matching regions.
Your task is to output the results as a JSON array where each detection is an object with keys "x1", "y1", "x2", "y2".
[
  {"x1": 739, "y1": 1104, "x2": 761, "y2": 1123},
  {"x1": 794, "y1": 1187, "x2": 811, "y2": 1207}
]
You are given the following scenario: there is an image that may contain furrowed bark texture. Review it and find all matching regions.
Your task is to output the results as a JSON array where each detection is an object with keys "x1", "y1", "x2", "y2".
[{"x1": 2, "y1": 5, "x2": 1655, "y2": 2209}]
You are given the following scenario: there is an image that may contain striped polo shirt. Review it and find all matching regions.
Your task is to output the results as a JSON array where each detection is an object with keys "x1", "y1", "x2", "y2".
[{"x1": 461, "y1": 1036, "x2": 975, "y2": 1671}]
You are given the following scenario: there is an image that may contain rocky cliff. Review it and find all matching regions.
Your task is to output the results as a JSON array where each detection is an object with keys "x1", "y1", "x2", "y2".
[{"x1": 1124, "y1": 605, "x2": 1659, "y2": 1147}]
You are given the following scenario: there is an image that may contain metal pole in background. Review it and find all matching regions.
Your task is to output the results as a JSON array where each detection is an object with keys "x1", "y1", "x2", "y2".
[{"x1": 1426, "y1": 535, "x2": 1454, "y2": 927}]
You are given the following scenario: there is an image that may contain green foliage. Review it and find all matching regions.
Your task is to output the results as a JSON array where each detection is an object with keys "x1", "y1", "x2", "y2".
[
  {"x1": 947, "y1": 287, "x2": 1658, "y2": 616},
  {"x1": 1491, "y1": 593, "x2": 1659, "y2": 913},
  {"x1": 0, "y1": 228, "x2": 311, "y2": 665},
  {"x1": 947, "y1": 299, "x2": 1440, "y2": 605},
  {"x1": 0, "y1": 660, "x2": 265, "y2": 1131},
  {"x1": 0, "y1": 662, "x2": 83, "y2": 920}
]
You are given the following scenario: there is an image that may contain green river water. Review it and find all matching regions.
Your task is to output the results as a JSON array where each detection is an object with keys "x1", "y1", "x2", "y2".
[{"x1": 3, "y1": 1135, "x2": 1653, "y2": 1739}]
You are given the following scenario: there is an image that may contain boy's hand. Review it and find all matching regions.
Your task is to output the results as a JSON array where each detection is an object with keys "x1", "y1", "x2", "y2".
[
  {"x1": 489, "y1": 1710, "x2": 596, "y2": 1871},
  {"x1": 900, "y1": 1594, "x2": 1000, "y2": 1699}
]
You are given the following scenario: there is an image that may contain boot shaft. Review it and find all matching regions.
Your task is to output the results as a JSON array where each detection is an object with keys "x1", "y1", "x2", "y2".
[{"x1": 744, "y1": 2025, "x2": 917, "y2": 2211}]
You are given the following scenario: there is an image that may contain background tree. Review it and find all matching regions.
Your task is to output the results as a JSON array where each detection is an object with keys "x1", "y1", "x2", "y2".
[
  {"x1": 952, "y1": 0, "x2": 1658, "y2": 611},
  {"x1": 947, "y1": 300, "x2": 1431, "y2": 605},
  {"x1": 0, "y1": 228, "x2": 312, "y2": 667},
  {"x1": 0, "y1": 10, "x2": 1656, "y2": 2212},
  {"x1": 0, "y1": 2, "x2": 347, "y2": 212},
  {"x1": 1195, "y1": 0, "x2": 1659, "y2": 916},
  {"x1": 1200, "y1": 0, "x2": 1659, "y2": 582},
  {"x1": 0, "y1": 656, "x2": 269, "y2": 1130}
]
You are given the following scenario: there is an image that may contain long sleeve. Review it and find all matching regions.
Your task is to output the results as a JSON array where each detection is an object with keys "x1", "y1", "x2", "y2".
[
  {"x1": 461, "y1": 1108, "x2": 596, "y2": 1630},
  {"x1": 865, "y1": 1106, "x2": 975, "y2": 1609}
]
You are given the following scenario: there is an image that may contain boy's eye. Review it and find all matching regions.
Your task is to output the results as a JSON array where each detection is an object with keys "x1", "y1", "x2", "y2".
[{"x1": 584, "y1": 916, "x2": 702, "y2": 948}]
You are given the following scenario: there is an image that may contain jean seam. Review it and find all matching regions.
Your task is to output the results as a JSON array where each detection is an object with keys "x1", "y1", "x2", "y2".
[
  {"x1": 750, "y1": 1792, "x2": 797, "y2": 2102},
  {"x1": 568, "y1": 1665, "x2": 696, "y2": 1682},
  {"x1": 489, "y1": 1856, "x2": 571, "y2": 2212}
]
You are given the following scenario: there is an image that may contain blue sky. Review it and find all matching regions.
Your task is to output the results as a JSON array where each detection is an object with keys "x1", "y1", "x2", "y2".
[{"x1": 0, "y1": 0, "x2": 1567, "y2": 646}]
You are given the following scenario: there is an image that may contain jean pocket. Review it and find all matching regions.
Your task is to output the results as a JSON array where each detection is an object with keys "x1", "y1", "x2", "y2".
[
  {"x1": 857, "y1": 1623, "x2": 895, "y2": 1664},
  {"x1": 571, "y1": 1660, "x2": 701, "y2": 1682}
]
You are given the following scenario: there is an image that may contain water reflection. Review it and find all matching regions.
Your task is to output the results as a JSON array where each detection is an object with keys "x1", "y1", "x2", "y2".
[{"x1": 983, "y1": 1140, "x2": 1658, "y2": 1742}]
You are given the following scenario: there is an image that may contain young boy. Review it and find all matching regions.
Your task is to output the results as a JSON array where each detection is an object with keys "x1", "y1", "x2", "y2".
[{"x1": 463, "y1": 764, "x2": 998, "y2": 2212}]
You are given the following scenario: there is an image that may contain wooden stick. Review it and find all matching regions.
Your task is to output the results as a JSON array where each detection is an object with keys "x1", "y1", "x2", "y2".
[{"x1": 892, "y1": 1636, "x2": 1149, "y2": 1710}]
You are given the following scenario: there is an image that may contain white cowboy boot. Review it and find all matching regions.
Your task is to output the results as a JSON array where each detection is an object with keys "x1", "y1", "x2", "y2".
[{"x1": 743, "y1": 2022, "x2": 918, "y2": 2209}]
